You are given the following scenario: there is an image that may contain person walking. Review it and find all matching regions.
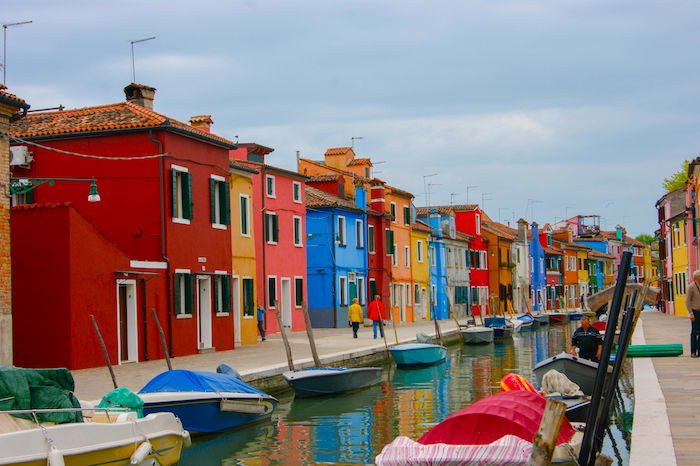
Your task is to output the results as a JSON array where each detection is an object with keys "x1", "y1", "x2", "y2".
[
  {"x1": 570, "y1": 315, "x2": 602, "y2": 362},
  {"x1": 348, "y1": 298, "x2": 363, "y2": 339},
  {"x1": 368, "y1": 294, "x2": 386, "y2": 339},
  {"x1": 256, "y1": 303, "x2": 267, "y2": 342},
  {"x1": 684, "y1": 270, "x2": 700, "y2": 357}
]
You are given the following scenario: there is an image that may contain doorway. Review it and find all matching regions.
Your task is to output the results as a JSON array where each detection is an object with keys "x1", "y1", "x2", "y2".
[
  {"x1": 421, "y1": 287, "x2": 427, "y2": 320},
  {"x1": 116, "y1": 280, "x2": 138, "y2": 363},
  {"x1": 399, "y1": 284, "x2": 406, "y2": 322},
  {"x1": 232, "y1": 276, "x2": 241, "y2": 344},
  {"x1": 197, "y1": 276, "x2": 213, "y2": 350},
  {"x1": 281, "y1": 278, "x2": 292, "y2": 328}
]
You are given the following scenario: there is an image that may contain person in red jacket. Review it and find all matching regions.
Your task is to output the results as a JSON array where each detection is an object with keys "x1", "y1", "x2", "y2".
[{"x1": 368, "y1": 294, "x2": 386, "y2": 339}]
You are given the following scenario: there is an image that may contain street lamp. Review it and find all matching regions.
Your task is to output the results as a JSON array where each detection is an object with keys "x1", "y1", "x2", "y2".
[
  {"x1": 3, "y1": 20, "x2": 32, "y2": 85},
  {"x1": 130, "y1": 36, "x2": 156, "y2": 82},
  {"x1": 10, "y1": 177, "x2": 101, "y2": 203}
]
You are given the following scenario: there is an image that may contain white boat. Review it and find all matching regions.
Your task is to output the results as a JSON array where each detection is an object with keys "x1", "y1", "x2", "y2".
[
  {"x1": 0, "y1": 409, "x2": 190, "y2": 466},
  {"x1": 461, "y1": 326, "x2": 494, "y2": 344}
]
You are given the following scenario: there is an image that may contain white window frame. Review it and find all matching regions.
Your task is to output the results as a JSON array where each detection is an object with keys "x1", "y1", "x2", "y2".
[
  {"x1": 406, "y1": 283, "x2": 411, "y2": 306},
  {"x1": 368, "y1": 224, "x2": 375, "y2": 254},
  {"x1": 337, "y1": 216, "x2": 347, "y2": 246},
  {"x1": 239, "y1": 194, "x2": 251, "y2": 237},
  {"x1": 390, "y1": 202, "x2": 397, "y2": 223},
  {"x1": 292, "y1": 181, "x2": 302, "y2": 203},
  {"x1": 431, "y1": 284, "x2": 437, "y2": 306},
  {"x1": 417, "y1": 240, "x2": 423, "y2": 263},
  {"x1": 265, "y1": 175, "x2": 276, "y2": 198},
  {"x1": 172, "y1": 164, "x2": 190, "y2": 225},
  {"x1": 355, "y1": 219, "x2": 364, "y2": 248},
  {"x1": 475, "y1": 213, "x2": 481, "y2": 236},
  {"x1": 174, "y1": 269, "x2": 192, "y2": 319},
  {"x1": 210, "y1": 174, "x2": 227, "y2": 230},
  {"x1": 267, "y1": 275, "x2": 277, "y2": 308},
  {"x1": 293, "y1": 215, "x2": 303, "y2": 247},
  {"x1": 294, "y1": 276, "x2": 304, "y2": 308},
  {"x1": 392, "y1": 244, "x2": 398, "y2": 266},
  {"x1": 405, "y1": 245, "x2": 410, "y2": 268},
  {"x1": 266, "y1": 211, "x2": 278, "y2": 245},
  {"x1": 339, "y1": 276, "x2": 348, "y2": 307},
  {"x1": 430, "y1": 246, "x2": 436, "y2": 266},
  {"x1": 357, "y1": 276, "x2": 366, "y2": 305}
]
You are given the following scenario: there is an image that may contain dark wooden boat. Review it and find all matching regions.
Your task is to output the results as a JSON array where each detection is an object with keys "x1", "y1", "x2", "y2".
[
  {"x1": 533, "y1": 352, "x2": 610, "y2": 395},
  {"x1": 282, "y1": 367, "x2": 383, "y2": 398}
]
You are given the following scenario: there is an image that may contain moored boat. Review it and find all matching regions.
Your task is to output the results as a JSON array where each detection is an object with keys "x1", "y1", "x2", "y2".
[
  {"x1": 532, "y1": 313, "x2": 550, "y2": 325},
  {"x1": 283, "y1": 367, "x2": 383, "y2": 398},
  {"x1": 461, "y1": 326, "x2": 494, "y2": 344},
  {"x1": 533, "y1": 352, "x2": 610, "y2": 395},
  {"x1": 389, "y1": 343, "x2": 447, "y2": 367},
  {"x1": 514, "y1": 314, "x2": 534, "y2": 331},
  {"x1": 568, "y1": 311, "x2": 583, "y2": 321},
  {"x1": 483, "y1": 316, "x2": 514, "y2": 339},
  {"x1": 548, "y1": 312, "x2": 569, "y2": 324},
  {"x1": 139, "y1": 365, "x2": 277, "y2": 434}
]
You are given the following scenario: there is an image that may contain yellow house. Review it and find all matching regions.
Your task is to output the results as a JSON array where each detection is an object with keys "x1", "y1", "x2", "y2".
[
  {"x1": 411, "y1": 220, "x2": 431, "y2": 321},
  {"x1": 671, "y1": 218, "x2": 689, "y2": 316},
  {"x1": 577, "y1": 250, "x2": 590, "y2": 297},
  {"x1": 643, "y1": 246, "x2": 653, "y2": 283},
  {"x1": 230, "y1": 162, "x2": 260, "y2": 345},
  {"x1": 604, "y1": 259, "x2": 615, "y2": 288}
]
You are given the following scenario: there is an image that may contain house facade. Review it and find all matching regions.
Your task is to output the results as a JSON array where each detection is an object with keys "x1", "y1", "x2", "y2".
[
  {"x1": 481, "y1": 214, "x2": 516, "y2": 315},
  {"x1": 511, "y1": 219, "x2": 531, "y2": 313},
  {"x1": 444, "y1": 234, "x2": 471, "y2": 318},
  {"x1": 411, "y1": 220, "x2": 431, "y2": 321},
  {"x1": 655, "y1": 188, "x2": 686, "y2": 315},
  {"x1": 529, "y1": 222, "x2": 547, "y2": 311},
  {"x1": 418, "y1": 209, "x2": 450, "y2": 320}
]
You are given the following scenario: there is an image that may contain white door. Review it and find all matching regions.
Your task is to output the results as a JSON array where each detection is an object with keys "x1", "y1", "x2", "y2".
[
  {"x1": 197, "y1": 276, "x2": 213, "y2": 349},
  {"x1": 281, "y1": 278, "x2": 292, "y2": 328},
  {"x1": 232, "y1": 276, "x2": 241, "y2": 344},
  {"x1": 116, "y1": 280, "x2": 138, "y2": 363},
  {"x1": 399, "y1": 284, "x2": 406, "y2": 322}
]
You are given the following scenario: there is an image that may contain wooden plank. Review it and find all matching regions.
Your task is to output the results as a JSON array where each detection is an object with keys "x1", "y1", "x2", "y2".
[
  {"x1": 151, "y1": 308, "x2": 172, "y2": 371},
  {"x1": 273, "y1": 300, "x2": 295, "y2": 372},
  {"x1": 301, "y1": 304, "x2": 322, "y2": 367},
  {"x1": 527, "y1": 399, "x2": 567, "y2": 466}
]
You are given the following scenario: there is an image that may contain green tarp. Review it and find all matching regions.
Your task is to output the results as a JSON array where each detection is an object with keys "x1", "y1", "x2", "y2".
[
  {"x1": 0, "y1": 366, "x2": 82, "y2": 424},
  {"x1": 98, "y1": 386, "x2": 144, "y2": 417}
]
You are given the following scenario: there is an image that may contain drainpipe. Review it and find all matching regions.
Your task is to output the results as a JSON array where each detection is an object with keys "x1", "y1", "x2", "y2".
[
  {"x1": 140, "y1": 278, "x2": 148, "y2": 360},
  {"x1": 150, "y1": 130, "x2": 173, "y2": 357},
  {"x1": 331, "y1": 210, "x2": 337, "y2": 327},
  {"x1": 261, "y1": 167, "x2": 268, "y2": 329},
  {"x1": 693, "y1": 188, "x2": 699, "y2": 273}
]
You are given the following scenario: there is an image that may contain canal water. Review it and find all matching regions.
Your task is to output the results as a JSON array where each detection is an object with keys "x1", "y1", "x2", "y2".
[{"x1": 182, "y1": 322, "x2": 633, "y2": 465}]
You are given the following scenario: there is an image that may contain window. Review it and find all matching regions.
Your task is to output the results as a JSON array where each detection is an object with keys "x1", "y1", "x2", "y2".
[
  {"x1": 430, "y1": 246, "x2": 436, "y2": 266},
  {"x1": 242, "y1": 278, "x2": 255, "y2": 317},
  {"x1": 209, "y1": 176, "x2": 230, "y2": 228},
  {"x1": 405, "y1": 245, "x2": 410, "y2": 267},
  {"x1": 174, "y1": 272, "x2": 194, "y2": 316},
  {"x1": 475, "y1": 213, "x2": 481, "y2": 236},
  {"x1": 365, "y1": 167, "x2": 370, "y2": 178},
  {"x1": 292, "y1": 181, "x2": 301, "y2": 203},
  {"x1": 337, "y1": 216, "x2": 347, "y2": 246},
  {"x1": 385, "y1": 229, "x2": 395, "y2": 256},
  {"x1": 392, "y1": 244, "x2": 398, "y2": 266},
  {"x1": 414, "y1": 284, "x2": 420, "y2": 303},
  {"x1": 406, "y1": 283, "x2": 411, "y2": 306},
  {"x1": 417, "y1": 240, "x2": 424, "y2": 262},
  {"x1": 390, "y1": 202, "x2": 397, "y2": 222},
  {"x1": 403, "y1": 206, "x2": 411, "y2": 225},
  {"x1": 10, "y1": 180, "x2": 33, "y2": 206},
  {"x1": 171, "y1": 166, "x2": 192, "y2": 222},
  {"x1": 266, "y1": 175, "x2": 276, "y2": 198},
  {"x1": 516, "y1": 248, "x2": 521, "y2": 263},
  {"x1": 431, "y1": 284, "x2": 437, "y2": 306},
  {"x1": 265, "y1": 212, "x2": 279, "y2": 244},
  {"x1": 564, "y1": 257, "x2": 569, "y2": 271},
  {"x1": 239, "y1": 195, "x2": 251, "y2": 236},
  {"x1": 213, "y1": 274, "x2": 231, "y2": 313},
  {"x1": 293, "y1": 216, "x2": 303, "y2": 247},
  {"x1": 356, "y1": 219, "x2": 364, "y2": 248},
  {"x1": 455, "y1": 286, "x2": 469, "y2": 304},
  {"x1": 295, "y1": 277, "x2": 303, "y2": 307},
  {"x1": 358, "y1": 276, "x2": 366, "y2": 305},
  {"x1": 368, "y1": 225, "x2": 375, "y2": 253},
  {"x1": 267, "y1": 276, "x2": 277, "y2": 308},
  {"x1": 339, "y1": 276, "x2": 348, "y2": 306},
  {"x1": 369, "y1": 279, "x2": 377, "y2": 301}
]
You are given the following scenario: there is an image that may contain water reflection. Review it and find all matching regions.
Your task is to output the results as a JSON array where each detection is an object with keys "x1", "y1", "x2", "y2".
[{"x1": 181, "y1": 323, "x2": 632, "y2": 465}]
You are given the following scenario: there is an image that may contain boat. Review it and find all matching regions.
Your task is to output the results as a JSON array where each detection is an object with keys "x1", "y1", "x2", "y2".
[
  {"x1": 283, "y1": 367, "x2": 384, "y2": 398},
  {"x1": 461, "y1": 326, "x2": 494, "y2": 344},
  {"x1": 514, "y1": 314, "x2": 534, "y2": 331},
  {"x1": 139, "y1": 365, "x2": 278, "y2": 434},
  {"x1": 548, "y1": 312, "x2": 569, "y2": 324},
  {"x1": 0, "y1": 410, "x2": 189, "y2": 466},
  {"x1": 483, "y1": 316, "x2": 514, "y2": 339},
  {"x1": 533, "y1": 352, "x2": 610, "y2": 395},
  {"x1": 389, "y1": 343, "x2": 447, "y2": 367},
  {"x1": 568, "y1": 311, "x2": 583, "y2": 321},
  {"x1": 532, "y1": 313, "x2": 550, "y2": 325}
]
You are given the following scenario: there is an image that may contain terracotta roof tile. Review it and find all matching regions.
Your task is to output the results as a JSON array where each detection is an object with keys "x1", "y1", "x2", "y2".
[
  {"x1": 481, "y1": 213, "x2": 517, "y2": 241},
  {"x1": 307, "y1": 174, "x2": 344, "y2": 183},
  {"x1": 589, "y1": 249, "x2": 615, "y2": 260},
  {"x1": 324, "y1": 147, "x2": 353, "y2": 156},
  {"x1": 417, "y1": 204, "x2": 478, "y2": 215},
  {"x1": 0, "y1": 85, "x2": 28, "y2": 107},
  {"x1": 347, "y1": 158, "x2": 371, "y2": 166},
  {"x1": 11, "y1": 201, "x2": 72, "y2": 211},
  {"x1": 238, "y1": 160, "x2": 308, "y2": 180},
  {"x1": 11, "y1": 102, "x2": 235, "y2": 148},
  {"x1": 412, "y1": 219, "x2": 432, "y2": 233},
  {"x1": 305, "y1": 186, "x2": 359, "y2": 210}
]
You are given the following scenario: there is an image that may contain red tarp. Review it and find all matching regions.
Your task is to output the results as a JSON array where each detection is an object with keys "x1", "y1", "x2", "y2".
[{"x1": 418, "y1": 390, "x2": 575, "y2": 446}]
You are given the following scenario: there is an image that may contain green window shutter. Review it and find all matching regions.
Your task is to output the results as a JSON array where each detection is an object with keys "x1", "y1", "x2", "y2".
[
  {"x1": 213, "y1": 276, "x2": 220, "y2": 312},
  {"x1": 223, "y1": 275, "x2": 231, "y2": 312},
  {"x1": 220, "y1": 182, "x2": 230, "y2": 226},
  {"x1": 171, "y1": 169, "x2": 178, "y2": 217},
  {"x1": 273, "y1": 215, "x2": 279, "y2": 242},
  {"x1": 210, "y1": 178, "x2": 217, "y2": 223},
  {"x1": 174, "y1": 275, "x2": 182, "y2": 314},
  {"x1": 184, "y1": 274, "x2": 194, "y2": 314},
  {"x1": 183, "y1": 172, "x2": 193, "y2": 220}
]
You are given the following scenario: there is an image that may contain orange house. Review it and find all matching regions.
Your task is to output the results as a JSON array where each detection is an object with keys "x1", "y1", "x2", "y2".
[
  {"x1": 554, "y1": 230, "x2": 591, "y2": 309},
  {"x1": 481, "y1": 213, "x2": 516, "y2": 315}
]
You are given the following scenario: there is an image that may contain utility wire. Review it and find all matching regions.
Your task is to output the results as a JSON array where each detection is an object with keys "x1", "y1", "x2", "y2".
[{"x1": 6, "y1": 134, "x2": 169, "y2": 160}]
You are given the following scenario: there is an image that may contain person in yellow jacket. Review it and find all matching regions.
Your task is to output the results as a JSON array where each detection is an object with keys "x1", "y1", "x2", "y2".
[{"x1": 348, "y1": 298, "x2": 364, "y2": 339}]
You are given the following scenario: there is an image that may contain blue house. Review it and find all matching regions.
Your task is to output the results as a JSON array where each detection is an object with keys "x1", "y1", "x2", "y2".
[
  {"x1": 417, "y1": 208, "x2": 450, "y2": 320},
  {"x1": 529, "y1": 222, "x2": 547, "y2": 311},
  {"x1": 306, "y1": 185, "x2": 368, "y2": 328}
]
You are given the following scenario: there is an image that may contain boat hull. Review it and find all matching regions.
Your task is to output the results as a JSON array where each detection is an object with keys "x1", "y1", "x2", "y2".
[
  {"x1": 533, "y1": 314, "x2": 550, "y2": 325},
  {"x1": 283, "y1": 367, "x2": 383, "y2": 398},
  {"x1": 548, "y1": 313, "x2": 569, "y2": 323},
  {"x1": 141, "y1": 393, "x2": 277, "y2": 434},
  {"x1": 461, "y1": 327, "x2": 494, "y2": 344},
  {"x1": 389, "y1": 344, "x2": 448, "y2": 366},
  {"x1": 534, "y1": 352, "x2": 609, "y2": 395}
]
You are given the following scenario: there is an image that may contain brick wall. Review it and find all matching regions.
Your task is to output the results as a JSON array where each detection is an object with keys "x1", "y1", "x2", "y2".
[{"x1": 0, "y1": 103, "x2": 13, "y2": 364}]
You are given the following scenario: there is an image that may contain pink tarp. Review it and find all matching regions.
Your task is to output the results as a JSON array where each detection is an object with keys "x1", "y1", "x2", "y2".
[{"x1": 375, "y1": 435, "x2": 532, "y2": 466}]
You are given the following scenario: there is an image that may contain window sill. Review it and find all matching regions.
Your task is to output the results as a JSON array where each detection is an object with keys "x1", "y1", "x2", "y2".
[
  {"x1": 243, "y1": 315, "x2": 255, "y2": 320},
  {"x1": 215, "y1": 312, "x2": 230, "y2": 317},
  {"x1": 293, "y1": 199, "x2": 302, "y2": 204},
  {"x1": 176, "y1": 314, "x2": 193, "y2": 319},
  {"x1": 266, "y1": 194, "x2": 276, "y2": 199},
  {"x1": 240, "y1": 233, "x2": 251, "y2": 238},
  {"x1": 294, "y1": 243, "x2": 304, "y2": 248},
  {"x1": 172, "y1": 218, "x2": 191, "y2": 225},
  {"x1": 267, "y1": 241, "x2": 278, "y2": 245},
  {"x1": 212, "y1": 223, "x2": 228, "y2": 230},
  {"x1": 294, "y1": 305, "x2": 302, "y2": 309}
]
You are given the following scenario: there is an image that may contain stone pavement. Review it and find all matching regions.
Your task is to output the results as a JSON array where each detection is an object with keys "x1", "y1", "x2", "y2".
[
  {"x1": 631, "y1": 310, "x2": 700, "y2": 466},
  {"x1": 72, "y1": 319, "x2": 459, "y2": 400}
]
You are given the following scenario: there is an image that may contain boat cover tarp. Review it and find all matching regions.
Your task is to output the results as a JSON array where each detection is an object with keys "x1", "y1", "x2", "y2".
[
  {"x1": 98, "y1": 386, "x2": 144, "y2": 417},
  {"x1": 540, "y1": 369, "x2": 582, "y2": 396},
  {"x1": 376, "y1": 434, "x2": 532, "y2": 465},
  {"x1": 0, "y1": 366, "x2": 81, "y2": 424},
  {"x1": 139, "y1": 369, "x2": 268, "y2": 396},
  {"x1": 418, "y1": 391, "x2": 574, "y2": 446}
]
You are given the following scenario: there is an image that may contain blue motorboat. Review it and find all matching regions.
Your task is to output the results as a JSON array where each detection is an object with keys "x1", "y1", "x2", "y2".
[
  {"x1": 283, "y1": 367, "x2": 383, "y2": 397},
  {"x1": 483, "y1": 316, "x2": 514, "y2": 339},
  {"x1": 568, "y1": 312, "x2": 583, "y2": 321},
  {"x1": 389, "y1": 343, "x2": 447, "y2": 367},
  {"x1": 515, "y1": 314, "x2": 534, "y2": 331},
  {"x1": 139, "y1": 365, "x2": 277, "y2": 434}
]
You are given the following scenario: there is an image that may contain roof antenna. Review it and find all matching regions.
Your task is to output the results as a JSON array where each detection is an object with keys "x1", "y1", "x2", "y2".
[
  {"x1": 130, "y1": 36, "x2": 156, "y2": 82},
  {"x1": 351, "y1": 136, "x2": 363, "y2": 148}
]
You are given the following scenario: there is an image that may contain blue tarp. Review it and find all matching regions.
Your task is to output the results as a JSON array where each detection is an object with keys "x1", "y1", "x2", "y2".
[{"x1": 139, "y1": 370, "x2": 267, "y2": 396}]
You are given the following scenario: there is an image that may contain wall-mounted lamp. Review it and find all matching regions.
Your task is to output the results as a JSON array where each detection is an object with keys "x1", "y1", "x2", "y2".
[{"x1": 10, "y1": 176, "x2": 102, "y2": 203}]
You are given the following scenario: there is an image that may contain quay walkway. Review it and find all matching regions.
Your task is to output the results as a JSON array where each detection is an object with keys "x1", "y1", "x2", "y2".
[
  {"x1": 630, "y1": 310, "x2": 699, "y2": 466},
  {"x1": 73, "y1": 319, "x2": 460, "y2": 400}
]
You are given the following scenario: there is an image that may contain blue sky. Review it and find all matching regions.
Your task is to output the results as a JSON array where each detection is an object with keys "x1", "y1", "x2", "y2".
[{"x1": 4, "y1": 0, "x2": 698, "y2": 236}]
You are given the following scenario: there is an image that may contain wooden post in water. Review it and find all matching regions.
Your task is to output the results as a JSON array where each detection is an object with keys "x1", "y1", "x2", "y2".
[
  {"x1": 377, "y1": 317, "x2": 391, "y2": 358},
  {"x1": 391, "y1": 311, "x2": 400, "y2": 346},
  {"x1": 90, "y1": 314, "x2": 118, "y2": 390},
  {"x1": 151, "y1": 308, "x2": 172, "y2": 371},
  {"x1": 527, "y1": 398, "x2": 567, "y2": 466},
  {"x1": 301, "y1": 304, "x2": 322, "y2": 367},
  {"x1": 273, "y1": 300, "x2": 295, "y2": 372}
]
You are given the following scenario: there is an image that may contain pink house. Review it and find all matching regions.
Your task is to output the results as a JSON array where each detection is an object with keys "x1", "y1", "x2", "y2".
[{"x1": 230, "y1": 144, "x2": 308, "y2": 333}]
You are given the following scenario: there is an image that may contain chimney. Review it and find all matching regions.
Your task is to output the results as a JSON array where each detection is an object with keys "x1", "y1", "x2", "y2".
[
  {"x1": 124, "y1": 83, "x2": 156, "y2": 109},
  {"x1": 369, "y1": 180, "x2": 386, "y2": 214},
  {"x1": 429, "y1": 209, "x2": 443, "y2": 238},
  {"x1": 189, "y1": 115, "x2": 213, "y2": 133},
  {"x1": 517, "y1": 218, "x2": 528, "y2": 242}
]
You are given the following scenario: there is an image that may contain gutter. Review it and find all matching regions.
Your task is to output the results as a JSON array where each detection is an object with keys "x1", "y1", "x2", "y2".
[{"x1": 261, "y1": 166, "x2": 268, "y2": 329}]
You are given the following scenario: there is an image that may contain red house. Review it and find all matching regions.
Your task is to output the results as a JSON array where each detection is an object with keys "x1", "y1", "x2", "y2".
[
  {"x1": 452, "y1": 205, "x2": 490, "y2": 315},
  {"x1": 229, "y1": 144, "x2": 308, "y2": 333},
  {"x1": 10, "y1": 83, "x2": 236, "y2": 369}
]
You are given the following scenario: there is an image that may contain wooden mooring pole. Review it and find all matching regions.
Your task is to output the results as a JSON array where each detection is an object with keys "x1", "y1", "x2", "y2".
[
  {"x1": 151, "y1": 308, "x2": 172, "y2": 371},
  {"x1": 301, "y1": 304, "x2": 322, "y2": 367},
  {"x1": 273, "y1": 300, "x2": 295, "y2": 372},
  {"x1": 90, "y1": 314, "x2": 118, "y2": 390},
  {"x1": 527, "y1": 398, "x2": 567, "y2": 466}
]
